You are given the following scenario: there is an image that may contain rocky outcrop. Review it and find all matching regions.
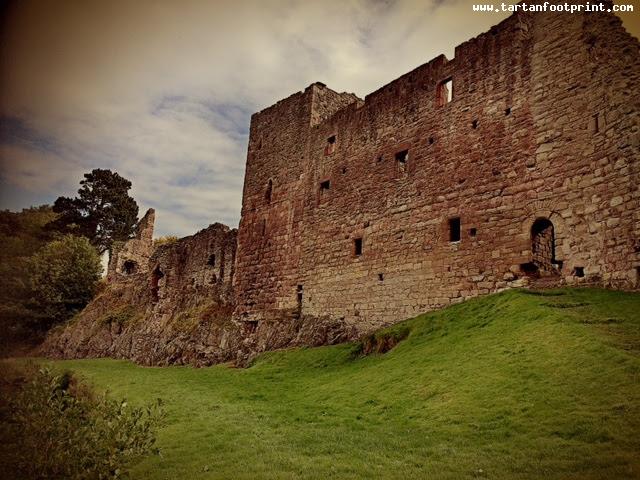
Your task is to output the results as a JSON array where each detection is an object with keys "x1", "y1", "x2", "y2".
[{"x1": 41, "y1": 221, "x2": 355, "y2": 366}]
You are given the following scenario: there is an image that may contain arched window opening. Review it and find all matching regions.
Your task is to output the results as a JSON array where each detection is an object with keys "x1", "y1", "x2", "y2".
[{"x1": 531, "y1": 218, "x2": 557, "y2": 275}]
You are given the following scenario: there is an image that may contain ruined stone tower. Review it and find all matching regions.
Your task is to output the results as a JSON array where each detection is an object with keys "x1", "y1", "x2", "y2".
[
  {"x1": 107, "y1": 208, "x2": 155, "y2": 281},
  {"x1": 234, "y1": 4, "x2": 640, "y2": 336}
]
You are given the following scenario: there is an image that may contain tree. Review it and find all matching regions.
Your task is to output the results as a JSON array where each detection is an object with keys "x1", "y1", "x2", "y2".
[
  {"x1": 27, "y1": 235, "x2": 103, "y2": 329},
  {"x1": 48, "y1": 169, "x2": 139, "y2": 254},
  {"x1": 0, "y1": 206, "x2": 59, "y2": 345}
]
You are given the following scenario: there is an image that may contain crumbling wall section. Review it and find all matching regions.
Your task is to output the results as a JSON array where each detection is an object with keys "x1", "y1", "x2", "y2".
[
  {"x1": 42, "y1": 223, "x2": 241, "y2": 365},
  {"x1": 107, "y1": 208, "x2": 155, "y2": 281}
]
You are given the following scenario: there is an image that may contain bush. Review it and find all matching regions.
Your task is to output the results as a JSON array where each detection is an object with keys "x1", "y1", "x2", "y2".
[
  {"x1": 153, "y1": 236, "x2": 178, "y2": 247},
  {"x1": 28, "y1": 235, "x2": 103, "y2": 329},
  {"x1": 0, "y1": 365, "x2": 162, "y2": 479}
]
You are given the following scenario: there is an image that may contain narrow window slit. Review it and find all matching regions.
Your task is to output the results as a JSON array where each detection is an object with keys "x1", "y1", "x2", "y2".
[
  {"x1": 449, "y1": 217, "x2": 461, "y2": 242},
  {"x1": 354, "y1": 238, "x2": 363, "y2": 256}
]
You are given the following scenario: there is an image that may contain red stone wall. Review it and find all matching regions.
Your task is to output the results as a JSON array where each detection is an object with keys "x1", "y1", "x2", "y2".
[{"x1": 235, "y1": 6, "x2": 640, "y2": 335}]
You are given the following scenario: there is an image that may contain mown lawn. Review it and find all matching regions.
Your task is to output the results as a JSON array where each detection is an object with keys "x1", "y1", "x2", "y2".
[{"x1": 48, "y1": 288, "x2": 640, "y2": 479}]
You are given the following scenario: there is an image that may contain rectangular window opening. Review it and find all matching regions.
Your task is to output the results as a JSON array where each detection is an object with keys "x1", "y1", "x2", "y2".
[
  {"x1": 469, "y1": 227, "x2": 477, "y2": 238},
  {"x1": 325, "y1": 135, "x2": 337, "y2": 155},
  {"x1": 396, "y1": 149, "x2": 408, "y2": 174},
  {"x1": 449, "y1": 217, "x2": 461, "y2": 242},
  {"x1": 320, "y1": 180, "x2": 331, "y2": 191},
  {"x1": 437, "y1": 78, "x2": 453, "y2": 106},
  {"x1": 354, "y1": 238, "x2": 363, "y2": 256}
]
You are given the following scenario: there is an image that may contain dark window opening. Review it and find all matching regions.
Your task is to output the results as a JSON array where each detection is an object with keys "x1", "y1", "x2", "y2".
[
  {"x1": 123, "y1": 260, "x2": 137, "y2": 275},
  {"x1": 296, "y1": 285, "x2": 303, "y2": 315},
  {"x1": 319, "y1": 180, "x2": 331, "y2": 197},
  {"x1": 325, "y1": 135, "x2": 337, "y2": 155},
  {"x1": 342, "y1": 166, "x2": 347, "y2": 174},
  {"x1": 377, "y1": 154, "x2": 384, "y2": 163},
  {"x1": 428, "y1": 137, "x2": 435, "y2": 145},
  {"x1": 151, "y1": 266, "x2": 164, "y2": 302},
  {"x1": 469, "y1": 228, "x2": 477, "y2": 237},
  {"x1": 245, "y1": 320, "x2": 258, "y2": 334},
  {"x1": 573, "y1": 266, "x2": 585, "y2": 278},
  {"x1": 261, "y1": 219, "x2": 267, "y2": 236},
  {"x1": 520, "y1": 262, "x2": 539, "y2": 276},
  {"x1": 449, "y1": 217, "x2": 461, "y2": 242},
  {"x1": 531, "y1": 218, "x2": 557, "y2": 275},
  {"x1": 207, "y1": 254, "x2": 216, "y2": 267},
  {"x1": 265, "y1": 179, "x2": 273, "y2": 203},
  {"x1": 636, "y1": 266, "x2": 640, "y2": 286},
  {"x1": 396, "y1": 150, "x2": 409, "y2": 163},
  {"x1": 257, "y1": 138, "x2": 262, "y2": 150},
  {"x1": 378, "y1": 273, "x2": 384, "y2": 282},
  {"x1": 396, "y1": 149, "x2": 409, "y2": 174},
  {"x1": 505, "y1": 107, "x2": 512, "y2": 116},
  {"x1": 472, "y1": 119, "x2": 479, "y2": 129},
  {"x1": 591, "y1": 113, "x2": 600, "y2": 133},
  {"x1": 437, "y1": 78, "x2": 453, "y2": 106},
  {"x1": 354, "y1": 238, "x2": 363, "y2": 256}
]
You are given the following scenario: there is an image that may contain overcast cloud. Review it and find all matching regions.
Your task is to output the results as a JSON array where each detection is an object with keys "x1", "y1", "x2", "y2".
[{"x1": 1, "y1": 0, "x2": 638, "y2": 237}]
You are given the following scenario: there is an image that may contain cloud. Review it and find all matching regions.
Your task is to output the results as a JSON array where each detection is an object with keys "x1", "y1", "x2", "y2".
[{"x1": 1, "y1": 0, "x2": 637, "y2": 237}]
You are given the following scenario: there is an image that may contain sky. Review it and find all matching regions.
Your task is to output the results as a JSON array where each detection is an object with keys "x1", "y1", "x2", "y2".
[{"x1": 1, "y1": 0, "x2": 638, "y2": 238}]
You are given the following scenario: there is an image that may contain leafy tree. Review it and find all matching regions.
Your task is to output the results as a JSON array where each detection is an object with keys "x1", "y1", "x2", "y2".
[
  {"x1": 48, "y1": 169, "x2": 139, "y2": 254},
  {"x1": 27, "y1": 235, "x2": 103, "y2": 329},
  {"x1": 0, "y1": 206, "x2": 59, "y2": 344}
]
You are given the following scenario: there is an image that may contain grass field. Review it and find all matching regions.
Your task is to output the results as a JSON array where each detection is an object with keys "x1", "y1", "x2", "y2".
[{"x1": 48, "y1": 288, "x2": 640, "y2": 479}]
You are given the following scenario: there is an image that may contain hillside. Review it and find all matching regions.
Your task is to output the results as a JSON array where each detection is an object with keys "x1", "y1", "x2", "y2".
[{"x1": 51, "y1": 288, "x2": 640, "y2": 479}]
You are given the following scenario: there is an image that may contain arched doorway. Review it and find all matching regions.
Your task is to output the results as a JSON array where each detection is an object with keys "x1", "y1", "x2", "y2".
[{"x1": 531, "y1": 218, "x2": 556, "y2": 274}]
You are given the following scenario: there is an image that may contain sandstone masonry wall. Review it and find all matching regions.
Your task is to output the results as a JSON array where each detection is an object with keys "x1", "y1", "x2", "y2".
[{"x1": 234, "y1": 4, "x2": 640, "y2": 336}]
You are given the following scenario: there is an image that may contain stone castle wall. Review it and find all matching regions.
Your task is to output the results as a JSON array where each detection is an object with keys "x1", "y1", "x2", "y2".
[
  {"x1": 234, "y1": 5, "x2": 640, "y2": 336},
  {"x1": 44, "y1": 4, "x2": 640, "y2": 366}
]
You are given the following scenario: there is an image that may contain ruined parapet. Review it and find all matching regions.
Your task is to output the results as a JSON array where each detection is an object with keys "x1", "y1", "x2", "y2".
[
  {"x1": 107, "y1": 208, "x2": 155, "y2": 282},
  {"x1": 148, "y1": 222, "x2": 237, "y2": 310}
]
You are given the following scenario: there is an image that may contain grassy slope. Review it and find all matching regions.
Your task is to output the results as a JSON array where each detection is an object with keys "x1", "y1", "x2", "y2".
[{"x1": 51, "y1": 288, "x2": 640, "y2": 480}]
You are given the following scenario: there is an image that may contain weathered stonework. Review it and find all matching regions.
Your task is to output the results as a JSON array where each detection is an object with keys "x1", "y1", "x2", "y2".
[
  {"x1": 42, "y1": 223, "x2": 240, "y2": 365},
  {"x1": 44, "y1": 3, "x2": 640, "y2": 366},
  {"x1": 234, "y1": 4, "x2": 640, "y2": 338},
  {"x1": 107, "y1": 208, "x2": 155, "y2": 282}
]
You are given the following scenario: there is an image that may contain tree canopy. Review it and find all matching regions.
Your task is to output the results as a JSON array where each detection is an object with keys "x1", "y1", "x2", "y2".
[
  {"x1": 28, "y1": 235, "x2": 103, "y2": 329},
  {"x1": 48, "y1": 169, "x2": 139, "y2": 254}
]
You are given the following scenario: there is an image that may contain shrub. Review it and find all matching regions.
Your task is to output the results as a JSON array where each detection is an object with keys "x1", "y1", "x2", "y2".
[
  {"x1": 0, "y1": 365, "x2": 162, "y2": 479},
  {"x1": 28, "y1": 234, "x2": 103, "y2": 329},
  {"x1": 153, "y1": 236, "x2": 178, "y2": 247}
]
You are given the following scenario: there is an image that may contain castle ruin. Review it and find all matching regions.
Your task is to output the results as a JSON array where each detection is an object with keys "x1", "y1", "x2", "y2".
[{"x1": 43, "y1": 3, "x2": 640, "y2": 365}]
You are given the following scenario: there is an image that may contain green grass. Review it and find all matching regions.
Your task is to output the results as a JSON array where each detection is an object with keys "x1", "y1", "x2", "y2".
[{"x1": 46, "y1": 288, "x2": 640, "y2": 479}]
